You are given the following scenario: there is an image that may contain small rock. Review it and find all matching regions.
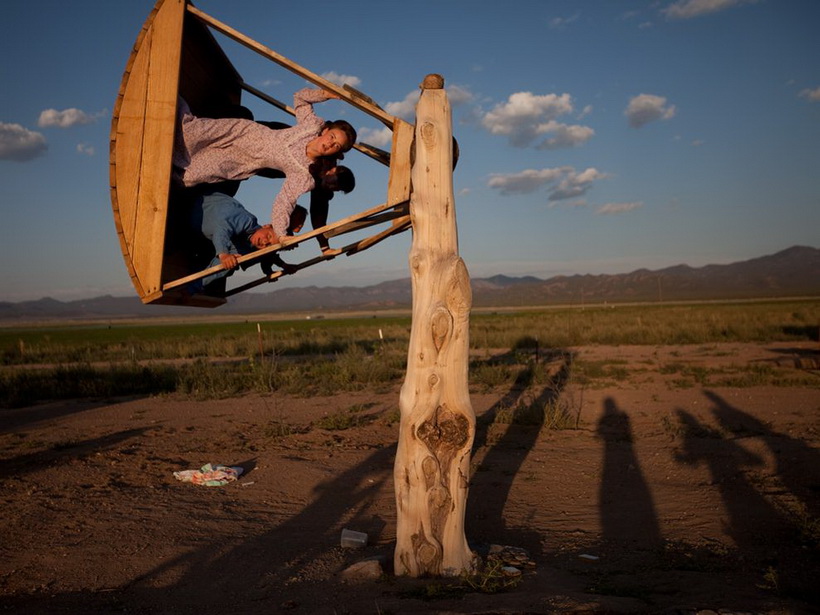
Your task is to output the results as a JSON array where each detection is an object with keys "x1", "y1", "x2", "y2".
[{"x1": 340, "y1": 557, "x2": 385, "y2": 582}]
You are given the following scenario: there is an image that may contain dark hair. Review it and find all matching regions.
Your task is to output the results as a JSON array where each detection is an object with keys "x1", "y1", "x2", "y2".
[
  {"x1": 333, "y1": 165, "x2": 355, "y2": 194},
  {"x1": 323, "y1": 120, "x2": 357, "y2": 152}
]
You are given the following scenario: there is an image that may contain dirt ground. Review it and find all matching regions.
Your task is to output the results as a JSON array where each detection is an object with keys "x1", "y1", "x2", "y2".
[{"x1": 1, "y1": 342, "x2": 818, "y2": 614}]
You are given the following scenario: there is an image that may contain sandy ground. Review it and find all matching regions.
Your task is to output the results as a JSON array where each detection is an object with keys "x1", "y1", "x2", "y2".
[{"x1": 1, "y1": 342, "x2": 818, "y2": 614}]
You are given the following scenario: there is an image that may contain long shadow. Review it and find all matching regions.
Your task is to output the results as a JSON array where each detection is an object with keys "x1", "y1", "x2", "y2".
[
  {"x1": 705, "y1": 389, "x2": 820, "y2": 525},
  {"x1": 675, "y1": 401, "x2": 820, "y2": 603},
  {"x1": 116, "y1": 442, "x2": 399, "y2": 612},
  {"x1": 675, "y1": 407, "x2": 792, "y2": 550},
  {"x1": 467, "y1": 350, "x2": 572, "y2": 553},
  {"x1": 1, "y1": 399, "x2": 136, "y2": 433},
  {"x1": 597, "y1": 397, "x2": 662, "y2": 551},
  {"x1": 0, "y1": 427, "x2": 148, "y2": 479}
]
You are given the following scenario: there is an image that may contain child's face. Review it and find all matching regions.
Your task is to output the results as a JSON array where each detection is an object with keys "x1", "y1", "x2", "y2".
[
  {"x1": 250, "y1": 225, "x2": 277, "y2": 249},
  {"x1": 312, "y1": 128, "x2": 349, "y2": 158}
]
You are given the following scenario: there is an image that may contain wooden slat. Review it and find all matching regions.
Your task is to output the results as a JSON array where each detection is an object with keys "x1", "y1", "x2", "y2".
[
  {"x1": 387, "y1": 119, "x2": 414, "y2": 205},
  {"x1": 325, "y1": 202, "x2": 409, "y2": 238},
  {"x1": 345, "y1": 216, "x2": 411, "y2": 255},
  {"x1": 225, "y1": 216, "x2": 411, "y2": 297},
  {"x1": 131, "y1": 0, "x2": 185, "y2": 297},
  {"x1": 162, "y1": 200, "x2": 405, "y2": 290},
  {"x1": 186, "y1": 4, "x2": 395, "y2": 127}
]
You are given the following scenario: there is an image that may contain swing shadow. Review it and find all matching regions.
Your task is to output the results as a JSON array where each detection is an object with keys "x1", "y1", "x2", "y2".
[{"x1": 467, "y1": 347, "x2": 573, "y2": 555}]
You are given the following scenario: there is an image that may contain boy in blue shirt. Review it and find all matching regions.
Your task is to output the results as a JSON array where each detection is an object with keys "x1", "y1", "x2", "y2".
[{"x1": 189, "y1": 191, "x2": 302, "y2": 295}]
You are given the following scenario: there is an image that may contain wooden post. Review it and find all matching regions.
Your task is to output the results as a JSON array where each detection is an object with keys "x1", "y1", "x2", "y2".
[{"x1": 394, "y1": 74, "x2": 476, "y2": 577}]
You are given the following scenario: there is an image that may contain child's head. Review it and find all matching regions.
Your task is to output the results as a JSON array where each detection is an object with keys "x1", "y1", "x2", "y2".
[
  {"x1": 288, "y1": 206, "x2": 308, "y2": 234},
  {"x1": 319, "y1": 165, "x2": 355, "y2": 194},
  {"x1": 322, "y1": 120, "x2": 357, "y2": 153},
  {"x1": 249, "y1": 225, "x2": 277, "y2": 249}
]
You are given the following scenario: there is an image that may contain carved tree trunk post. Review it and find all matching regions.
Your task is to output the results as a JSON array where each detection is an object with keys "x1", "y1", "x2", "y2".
[{"x1": 394, "y1": 74, "x2": 476, "y2": 577}]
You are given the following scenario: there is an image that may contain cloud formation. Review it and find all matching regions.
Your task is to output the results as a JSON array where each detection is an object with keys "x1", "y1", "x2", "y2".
[
  {"x1": 799, "y1": 86, "x2": 820, "y2": 102},
  {"x1": 77, "y1": 143, "x2": 95, "y2": 156},
  {"x1": 357, "y1": 126, "x2": 393, "y2": 148},
  {"x1": 596, "y1": 201, "x2": 643, "y2": 215},
  {"x1": 320, "y1": 72, "x2": 362, "y2": 88},
  {"x1": 625, "y1": 94, "x2": 676, "y2": 128},
  {"x1": 488, "y1": 166, "x2": 609, "y2": 201},
  {"x1": 481, "y1": 91, "x2": 594, "y2": 149},
  {"x1": 37, "y1": 108, "x2": 95, "y2": 128},
  {"x1": 661, "y1": 0, "x2": 758, "y2": 20},
  {"x1": 0, "y1": 122, "x2": 47, "y2": 162}
]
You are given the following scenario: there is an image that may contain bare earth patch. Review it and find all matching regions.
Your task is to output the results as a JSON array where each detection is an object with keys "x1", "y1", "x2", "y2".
[{"x1": 1, "y1": 342, "x2": 818, "y2": 614}]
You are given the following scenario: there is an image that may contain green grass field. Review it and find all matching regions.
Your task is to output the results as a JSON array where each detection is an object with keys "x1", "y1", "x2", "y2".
[{"x1": 1, "y1": 299, "x2": 818, "y2": 408}]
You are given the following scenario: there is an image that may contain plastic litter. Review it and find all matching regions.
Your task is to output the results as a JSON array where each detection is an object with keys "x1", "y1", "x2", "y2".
[
  {"x1": 341, "y1": 528, "x2": 368, "y2": 548},
  {"x1": 174, "y1": 463, "x2": 244, "y2": 487}
]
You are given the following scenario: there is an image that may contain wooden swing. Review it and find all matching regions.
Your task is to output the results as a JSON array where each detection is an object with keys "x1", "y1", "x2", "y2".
[{"x1": 109, "y1": 0, "x2": 414, "y2": 307}]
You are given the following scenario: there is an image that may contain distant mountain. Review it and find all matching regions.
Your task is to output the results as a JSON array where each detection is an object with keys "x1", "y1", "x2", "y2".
[{"x1": 1, "y1": 246, "x2": 818, "y2": 323}]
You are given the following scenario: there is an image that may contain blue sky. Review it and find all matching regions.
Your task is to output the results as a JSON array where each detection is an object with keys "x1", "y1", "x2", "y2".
[{"x1": 1, "y1": 0, "x2": 818, "y2": 302}]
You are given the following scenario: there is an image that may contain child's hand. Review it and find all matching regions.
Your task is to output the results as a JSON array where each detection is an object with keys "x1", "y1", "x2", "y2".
[{"x1": 218, "y1": 253, "x2": 239, "y2": 270}]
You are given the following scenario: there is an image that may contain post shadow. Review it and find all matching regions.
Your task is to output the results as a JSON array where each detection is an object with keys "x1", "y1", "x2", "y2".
[
  {"x1": 597, "y1": 397, "x2": 662, "y2": 551},
  {"x1": 467, "y1": 350, "x2": 572, "y2": 552}
]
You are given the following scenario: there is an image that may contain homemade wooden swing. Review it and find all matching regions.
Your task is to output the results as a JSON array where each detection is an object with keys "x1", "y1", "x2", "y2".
[
  {"x1": 109, "y1": 0, "x2": 414, "y2": 307},
  {"x1": 112, "y1": 0, "x2": 476, "y2": 579}
]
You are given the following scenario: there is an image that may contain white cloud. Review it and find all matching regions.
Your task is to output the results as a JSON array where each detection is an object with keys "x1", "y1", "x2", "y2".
[
  {"x1": 320, "y1": 71, "x2": 362, "y2": 88},
  {"x1": 799, "y1": 86, "x2": 820, "y2": 102},
  {"x1": 481, "y1": 91, "x2": 593, "y2": 148},
  {"x1": 661, "y1": 0, "x2": 758, "y2": 20},
  {"x1": 549, "y1": 13, "x2": 580, "y2": 29},
  {"x1": 446, "y1": 84, "x2": 474, "y2": 106},
  {"x1": 487, "y1": 166, "x2": 609, "y2": 201},
  {"x1": 534, "y1": 121, "x2": 596, "y2": 150},
  {"x1": 358, "y1": 126, "x2": 393, "y2": 148},
  {"x1": 37, "y1": 108, "x2": 95, "y2": 128},
  {"x1": 385, "y1": 91, "x2": 420, "y2": 121},
  {"x1": 0, "y1": 122, "x2": 47, "y2": 161},
  {"x1": 625, "y1": 94, "x2": 676, "y2": 128},
  {"x1": 596, "y1": 201, "x2": 643, "y2": 215},
  {"x1": 77, "y1": 143, "x2": 95, "y2": 156}
]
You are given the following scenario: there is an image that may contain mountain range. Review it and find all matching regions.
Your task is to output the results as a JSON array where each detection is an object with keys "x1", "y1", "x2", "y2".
[{"x1": 2, "y1": 246, "x2": 818, "y2": 323}]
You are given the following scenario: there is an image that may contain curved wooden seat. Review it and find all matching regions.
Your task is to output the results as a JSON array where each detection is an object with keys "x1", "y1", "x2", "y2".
[{"x1": 110, "y1": 0, "x2": 412, "y2": 308}]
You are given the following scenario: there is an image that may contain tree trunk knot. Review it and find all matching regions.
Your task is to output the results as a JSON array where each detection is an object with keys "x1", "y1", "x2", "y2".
[
  {"x1": 416, "y1": 406, "x2": 470, "y2": 453},
  {"x1": 431, "y1": 307, "x2": 452, "y2": 352}
]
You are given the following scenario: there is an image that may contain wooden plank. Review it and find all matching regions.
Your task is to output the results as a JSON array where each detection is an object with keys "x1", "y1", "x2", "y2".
[
  {"x1": 225, "y1": 217, "x2": 411, "y2": 297},
  {"x1": 110, "y1": 1, "x2": 164, "y2": 299},
  {"x1": 112, "y1": 28, "x2": 153, "y2": 297},
  {"x1": 186, "y1": 4, "x2": 395, "y2": 127},
  {"x1": 325, "y1": 202, "x2": 409, "y2": 238},
  {"x1": 387, "y1": 118, "x2": 414, "y2": 205},
  {"x1": 132, "y1": 0, "x2": 185, "y2": 297},
  {"x1": 162, "y1": 200, "x2": 404, "y2": 290},
  {"x1": 345, "y1": 216, "x2": 411, "y2": 255}
]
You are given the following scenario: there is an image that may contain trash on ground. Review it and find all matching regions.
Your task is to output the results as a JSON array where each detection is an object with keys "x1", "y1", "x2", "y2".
[
  {"x1": 174, "y1": 463, "x2": 244, "y2": 487},
  {"x1": 341, "y1": 528, "x2": 368, "y2": 548}
]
